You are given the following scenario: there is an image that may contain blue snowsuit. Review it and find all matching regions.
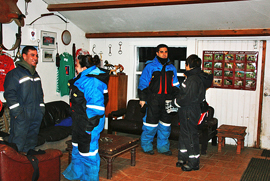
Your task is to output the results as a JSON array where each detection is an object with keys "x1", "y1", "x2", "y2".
[
  {"x1": 4, "y1": 59, "x2": 45, "y2": 152},
  {"x1": 138, "y1": 56, "x2": 179, "y2": 153},
  {"x1": 63, "y1": 66, "x2": 109, "y2": 181}
]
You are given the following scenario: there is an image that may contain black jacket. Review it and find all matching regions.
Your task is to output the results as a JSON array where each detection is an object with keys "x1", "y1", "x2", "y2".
[
  {"x1": 174, "y1": 67, "x2": 213, "y2": 108},
  {"x1": 172, "y1": 67, "x2": 213, "y2": 125},
  {"x1": 4, "y1": 63, "x2": 45, "y2": 118}
]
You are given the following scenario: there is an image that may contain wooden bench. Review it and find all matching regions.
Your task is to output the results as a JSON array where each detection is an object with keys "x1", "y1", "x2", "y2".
[
  {"x1": 217, "y1": 124, "x2": 247, "y2": 154},
  {"x1": 66, "y1": 133, "x2": 139, "y2": 179}
]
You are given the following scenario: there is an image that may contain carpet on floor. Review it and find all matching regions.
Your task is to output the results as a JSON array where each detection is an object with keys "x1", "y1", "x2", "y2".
[
  {"x1": 240, "y1": 157, "x2": 270, "y2": 181},
  {"x1": 261, "y1": 149, "x2": 270, "y2": 157}
]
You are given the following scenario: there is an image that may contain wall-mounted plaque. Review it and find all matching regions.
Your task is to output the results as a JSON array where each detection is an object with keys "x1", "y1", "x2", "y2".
[{"x1": 203, "y1": 51, "x2": 258, "y2": 91}]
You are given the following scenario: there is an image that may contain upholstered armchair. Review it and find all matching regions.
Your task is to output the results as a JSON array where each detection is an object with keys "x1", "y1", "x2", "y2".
[{"x1": 0, "y1": 144, "x2": 62, "y2": 181}]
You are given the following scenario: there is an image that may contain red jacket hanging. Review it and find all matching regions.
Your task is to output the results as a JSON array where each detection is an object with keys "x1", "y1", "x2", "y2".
[{"x1": 0, "y1": 54, "x2": 15, "y2": 91}]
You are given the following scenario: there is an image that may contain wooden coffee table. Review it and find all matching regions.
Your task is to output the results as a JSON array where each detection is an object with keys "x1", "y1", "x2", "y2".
[
  {"x1": 216, "y1": 124, "x2": 247, "y2": 154},
  {"x1": 66, "y1": 133, "x2": 139, "y2": 179}
]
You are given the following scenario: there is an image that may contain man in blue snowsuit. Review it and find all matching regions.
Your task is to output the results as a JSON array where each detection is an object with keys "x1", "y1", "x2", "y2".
[
  {"x1": 138, "y1": 44, "x2": 180, "y2": 155},
  {"x1": 4, "y1": 46, "x2": 45, "y2": 153}
]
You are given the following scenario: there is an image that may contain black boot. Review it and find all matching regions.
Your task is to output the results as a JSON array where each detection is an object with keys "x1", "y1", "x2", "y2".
[
  {"x1": 144, "y1": 150, "x2": 154, "y2": 155},
  {"x1": 176, "y1": 160, "x2": 186, "y2": 167},
  {"x1": 161, "y1": 150, "x2": 172, "y2": 156},
  {"x1": 181, "y1": 164, "x2": 199, "y2": 171}
]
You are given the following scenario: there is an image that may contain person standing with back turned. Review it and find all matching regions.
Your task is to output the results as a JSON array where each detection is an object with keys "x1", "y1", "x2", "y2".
[
  {"x1": 166, "y1": 54, "x2": 213, "y2": 171},
  {"x1": 4, "y1": 46, "x2": 45, "y2": 153},
  {"x1": 63, "y1": 55, "x2": 109, "y2": 181},
  {"x1": 138, "y1": 44, "x2": 180, "y2": 155}
]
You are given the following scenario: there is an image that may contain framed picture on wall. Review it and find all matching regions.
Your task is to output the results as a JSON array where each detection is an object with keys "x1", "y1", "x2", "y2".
[
  {"x1": 42, "y1": 49, "x2": 54, "y2": 62},
  {"x1": 202, "y1": 50, "x2": 258, "y2": 91},
  {"x1": 41, "y1": 31, "x2": 56, "y2": 49}
]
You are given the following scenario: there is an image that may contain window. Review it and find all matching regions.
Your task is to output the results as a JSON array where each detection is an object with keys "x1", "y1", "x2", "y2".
[{"x1": 135, "y1": 46, "x2": 187, "y2": 98}]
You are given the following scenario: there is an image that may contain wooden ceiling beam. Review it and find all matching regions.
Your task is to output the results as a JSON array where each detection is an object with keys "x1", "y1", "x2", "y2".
[
  {"x1": 47, "y1": 0, "x2": 245, "y2": 11},
  {"x1": 85, "y1": 29, "x2": 270, "y2": 38}
]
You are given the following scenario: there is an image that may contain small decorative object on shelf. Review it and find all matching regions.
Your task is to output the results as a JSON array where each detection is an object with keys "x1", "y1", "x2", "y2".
[
  {"x1": 104, "y1": 60, "x2": 114, "y2": 70},
  {"x1": 104, "y1": 60, "x2": 125, "y2": 75},
  {"x1": 110, "y1": 64, "x2": 124, "y2": 75}
]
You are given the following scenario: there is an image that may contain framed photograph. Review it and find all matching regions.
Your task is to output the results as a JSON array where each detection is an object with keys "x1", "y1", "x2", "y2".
[
  {"x1": 224, "y1": 62, "x2": 233, "y2": 69},
  {"x1": 41, "y1": 31, "x2": 56, "y2": 49},
  {"x1": 213, "y1": 78, "x2": 222, "y2": 87},
  {"x1": 203, "y1": 50, "x2": 258, "y2": 91},
  {"x1": 214, "y1": 70, "x2": 222, "y2": 77},
  {"x1": 213, "y1": 62, "x2": 222, "y2": 69},
  {"x1": 204, "y1": 62, "x2": 212, "y2": 68},
  {"x1": 234, "y1": 79, "x2": 244, "y2": 86},
  {"x1": 204, "y1": 54, "x2": 213, "y2": 60},
  {"x1": 42, "y1": 49, "x2": 54, "y2": 62},
  {"x1": 214, "y1": 53, "x2": 223, "y2": 60},
  {"x1": 225, "y1": 54, "x2": 234, "y2": 61}
]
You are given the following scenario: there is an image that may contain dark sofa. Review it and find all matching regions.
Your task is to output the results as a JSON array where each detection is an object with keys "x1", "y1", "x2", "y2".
[
  {"x1": 0, "y1": 101, "x2": 72, "y2": 151},
  {"x1": 37, "y1": 101, "x2": 72, "y2": 147},
  {"x1": 108, "y1": 99, "x2": 218, "y2": 154}
]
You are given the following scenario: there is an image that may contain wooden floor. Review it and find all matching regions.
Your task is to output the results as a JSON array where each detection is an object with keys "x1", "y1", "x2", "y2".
[{"x1": 60, "y1": 134, "x2": 266, "y2": 181}]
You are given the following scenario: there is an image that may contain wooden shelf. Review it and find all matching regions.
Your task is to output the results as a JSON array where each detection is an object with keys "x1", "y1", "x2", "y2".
[{"x1": 105, "y1": 74, "x2": 127, "y2": 117}]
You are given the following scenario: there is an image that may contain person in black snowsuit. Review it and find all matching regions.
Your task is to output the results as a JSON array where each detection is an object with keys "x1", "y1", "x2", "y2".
[
  {"x1": 166, "y1": 54, "x2": 213, "y2": 171},
  {"x1": 4, "y1": 46, "x2": 45, "y2": 152}
]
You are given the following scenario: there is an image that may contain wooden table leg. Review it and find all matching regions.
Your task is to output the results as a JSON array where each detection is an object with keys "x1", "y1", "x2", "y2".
[
  {"x1": 236, "y1": 139, "x2": 241, "y2": 154},
  {"x1": 222, "y1": 137, "x2": 225, "y2": 147},
  {"x1": 218, "y1": 136, "x2": 222, "y2": 152},
  {"x1": 107, "y1": 158, "x2": 112, "y2": 179},
  {"x1": 131, "y1": 148, "x2": 136, "y2": 166},
  {"x1": 68, "y1": 151, "x2": 71, "y2": 164}
]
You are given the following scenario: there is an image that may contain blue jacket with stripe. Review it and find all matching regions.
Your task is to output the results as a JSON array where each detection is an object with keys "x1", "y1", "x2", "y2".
[
  {"x1": 138, "y1": 56, "x2": 180, "y2": 101},
  {"x1": 69, "y1": 66, "x2": 109, "y2": 133}
]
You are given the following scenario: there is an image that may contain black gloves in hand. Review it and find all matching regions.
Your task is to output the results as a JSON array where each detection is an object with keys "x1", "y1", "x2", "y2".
[{"x1": 165, "y1": 99, "x2": 179, "y2": 114}]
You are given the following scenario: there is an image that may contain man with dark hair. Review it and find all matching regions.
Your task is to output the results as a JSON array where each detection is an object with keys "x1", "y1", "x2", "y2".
[
  {"x1": 138, "y1": 44, "x2": 180, "y2": 155},
  {"x1": 4, "y1": 46, "x2": 45, "y2": 153},
  {"x1": 167, "y1": 54, "x2": 213, "y2": 171}
]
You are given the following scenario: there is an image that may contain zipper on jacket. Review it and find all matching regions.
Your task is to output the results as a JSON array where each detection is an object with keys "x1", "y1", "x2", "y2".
[{"x1": 158, "y1": 65, "x2": 167, "y2": 94}]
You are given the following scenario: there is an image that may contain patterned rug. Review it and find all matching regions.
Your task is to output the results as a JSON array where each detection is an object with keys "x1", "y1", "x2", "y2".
[
  {"x1": 240, "y1": 157, "x2": 270, "y2": 181},
  {"x1": 261, "y1": 149, "x2": 270, "y2": 157}
]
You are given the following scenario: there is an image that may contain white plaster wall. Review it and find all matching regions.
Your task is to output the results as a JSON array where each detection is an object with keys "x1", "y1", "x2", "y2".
[
  {"x1": 0, "y1": 0, "x2": 90, "y2": 103},
  {"x1": 89, "y1": 38, "x2": 193, "y2": 101}
]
